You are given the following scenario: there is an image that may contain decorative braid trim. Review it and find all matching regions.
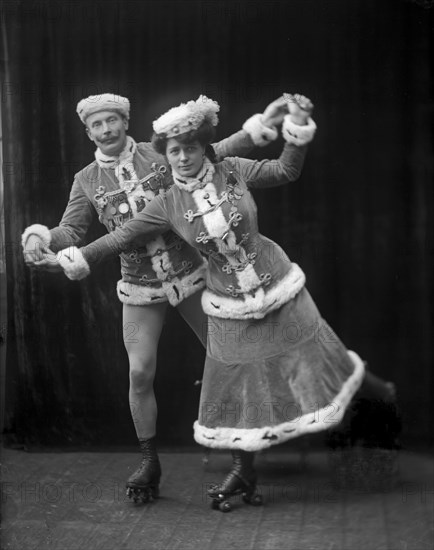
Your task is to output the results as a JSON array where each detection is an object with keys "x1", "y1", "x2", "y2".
[
  {"x1": 242, "y1": 114, "x2": 279, "y2": 147},
  {"x1": 58, "y1": 246, "x2": 90, "y2": 280},
  {"x1": 193, "y1": 350, "x2": 365, "y2": 451},
  {"x1": 201, "y1": 263, "x2": 306, "y2": 320},
  {"x1": 282, "y1": 114, "x2": 317, "y2": 146},
  {"x1": 21, "y1": 224, "x2": 52, "y2": 249}
]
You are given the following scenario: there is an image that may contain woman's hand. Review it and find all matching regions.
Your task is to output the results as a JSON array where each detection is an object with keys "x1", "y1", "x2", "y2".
[
  {"x1": 261, "y1": 96, "x2": 290, "y2": 128},
  {"x1": 284, "y1": 93, "x2": 314, "y2": 126}
]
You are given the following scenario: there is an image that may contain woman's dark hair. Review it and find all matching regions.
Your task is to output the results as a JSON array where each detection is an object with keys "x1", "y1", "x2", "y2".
[{"x1": 151, "y1": 120, "x2": 217, "y2": 163}]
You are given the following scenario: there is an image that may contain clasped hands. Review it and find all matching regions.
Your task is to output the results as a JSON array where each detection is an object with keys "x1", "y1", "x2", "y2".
[
  {"x1": 23, "y1": 235, "x2": 63, "y2": 272},
  {"x1": 261, "y1": 93, "x2": 314, "y2": 129}
]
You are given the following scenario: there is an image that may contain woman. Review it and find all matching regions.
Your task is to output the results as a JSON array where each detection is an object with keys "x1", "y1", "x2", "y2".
[{"x1": 56, "y1": 94, "x2": 373, "y2": 509}]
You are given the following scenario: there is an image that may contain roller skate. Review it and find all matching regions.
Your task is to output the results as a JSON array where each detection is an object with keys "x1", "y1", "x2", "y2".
[
  {"x1": 207, "y1": 450, "x2": 263, "y2": 512},
  {"x1": 126, "y1": 437, "x2": 161, "y2": 503}
]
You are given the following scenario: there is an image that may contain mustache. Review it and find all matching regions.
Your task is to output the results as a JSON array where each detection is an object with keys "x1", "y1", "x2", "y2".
[{"x1": 100, "y1": 135, "x2": 119, "y2": 143}]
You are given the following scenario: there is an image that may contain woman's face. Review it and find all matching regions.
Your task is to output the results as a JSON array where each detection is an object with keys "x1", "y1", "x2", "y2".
[{"x1": 166, "y1": 138, "x2": 205, "y2": 178}]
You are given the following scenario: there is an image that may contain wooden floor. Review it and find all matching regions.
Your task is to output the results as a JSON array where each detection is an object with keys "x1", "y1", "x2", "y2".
[{"x1": 1, "y1": 447, "x2": 433, "y2": 550}]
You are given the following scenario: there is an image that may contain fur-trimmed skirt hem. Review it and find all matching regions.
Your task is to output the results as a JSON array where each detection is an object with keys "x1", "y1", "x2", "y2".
[{"x1": 194, "y1": 288, "x2": 365, "y2": 451}]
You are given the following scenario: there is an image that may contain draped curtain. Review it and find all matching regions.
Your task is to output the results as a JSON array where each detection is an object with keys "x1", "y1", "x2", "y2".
[{"x1": 2, "y1": 0, "x2": 433, "y2": 446}]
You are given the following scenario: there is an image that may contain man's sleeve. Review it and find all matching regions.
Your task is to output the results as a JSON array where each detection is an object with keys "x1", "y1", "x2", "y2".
[
  {"x1": 21, "y1": 175, "x2": 96, "y2": 253},
  {"x1": 212, "y1": 114, "x2": 279, "y2": 161},
  {"x1": 49, "y1": 176, "x2": 96, "y2": 251}
]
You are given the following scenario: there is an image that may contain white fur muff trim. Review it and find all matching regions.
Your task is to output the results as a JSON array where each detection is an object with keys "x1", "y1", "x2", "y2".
[
  {"x1": 282, "y1": 115, "x2": 317, "y2": 146},
  {"x1": 117, "y1": 262, "x2": 207, "y2": 305},
  {"x1": 21, "y1": 224, "x2": 52, "y2": 249},
  {"x1": 58, "y1": 246, "x2": 90, "y2": 280},
  {"x1": 201, "y1": 263, "x2": 306, "y2": 320},
  {"x1": 117, "y1": 280, "x2": 167, "y2": 305},
  {"x1": 242, "y1": 114, "x2": 279, "y2": 147}
]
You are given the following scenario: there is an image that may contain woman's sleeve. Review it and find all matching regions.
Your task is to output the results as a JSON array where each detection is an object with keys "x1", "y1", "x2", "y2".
[
  {"x1": 58, "y1": 194, "x2": 171, "y2": 280},
  {"x1": 233, "y1": 115, "x2": 317, "y2": 189}
]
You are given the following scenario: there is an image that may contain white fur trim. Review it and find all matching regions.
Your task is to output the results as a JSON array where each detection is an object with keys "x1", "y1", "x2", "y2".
[
  {"x1": 282, "y1": 115, "x2": 317, "y2": 146},
  {"x1": 193, "y1": 350, "x2": 365, "y2": 451},
  {"x1": 192, "y1": 182, "x2": 229, "y2": 238},
  {"x1": 162, "y1": 265, "x2": 207, "y2": 306},
  {"x1": 146, "y1": 236, "x2": 173, "y2": 280},
  {"x1": 117, "y1": 280, "x2": 167, "y2": 305},
  {"x1": 58, "y1": 246, "x2": 90, "y2": 280},
  {"x1": 21, "y1": 224, "x2": 52, "y2": 249},
  {"x1": 202, "y1": 263, "x2": 306, "y2": 320},
  {"x1": 242, "y1": 114, "x2": 279, "y2": 147},
  {"x1": 153, "y1": 95, "x2": 219, "y2": 137},
  {"x1": 117, "y1": 263, "x2": 207, "y2": 306},
  {"x1": 235, "y1": 263, "x2": 261, "y2": 293}
]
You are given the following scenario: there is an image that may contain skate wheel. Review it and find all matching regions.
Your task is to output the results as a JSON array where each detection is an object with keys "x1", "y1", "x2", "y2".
[
  {"x1": 126, "y1": 485, "x2": 160, "y2": 504},
  {"x1": 219, "y1": 501, "x2": 232, "y2": 512},
  {"x1": 211, "y1": 499, "x2": 219, "y2": 510}
]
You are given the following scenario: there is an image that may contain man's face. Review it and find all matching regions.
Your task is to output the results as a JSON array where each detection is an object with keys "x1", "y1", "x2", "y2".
[{"x1": 85, "y1": 110, "x2": 128, "y2": 156}]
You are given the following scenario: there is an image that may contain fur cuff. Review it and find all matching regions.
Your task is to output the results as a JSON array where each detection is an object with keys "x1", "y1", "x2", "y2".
[
  {"x1": 282, "y1": 115, "x2": 317, "y2": 146},
  {"x1": 242, "y1": 114, "x2": 278, "y2": 147},
  {"x1": 58, "y1": 246, "x2": 90, "y2": 280},
  {"x1": 21, "y1": 224, "x2": 52, "y2": 249}
]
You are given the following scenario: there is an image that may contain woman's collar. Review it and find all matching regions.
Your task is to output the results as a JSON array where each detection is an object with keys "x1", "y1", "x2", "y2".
[{"x1": 172, "y1": 158, "x2": 215, "y2": 192}]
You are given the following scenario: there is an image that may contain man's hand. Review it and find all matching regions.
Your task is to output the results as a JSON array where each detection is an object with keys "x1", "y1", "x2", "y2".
[
  {"x1": 23, "y1": 236, "x2": 62, "y2": 272},
  {"x1": 32, "y1": 252, "x2": 63, "y2": 272},
  {"x1": 261, "y1": 96, "x2": 290, "y2": 129}
]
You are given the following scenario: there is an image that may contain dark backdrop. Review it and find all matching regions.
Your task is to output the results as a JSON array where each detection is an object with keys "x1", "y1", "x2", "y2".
[{"x1": 2, "y1": 0, "x2": 433, "y2": 448}]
